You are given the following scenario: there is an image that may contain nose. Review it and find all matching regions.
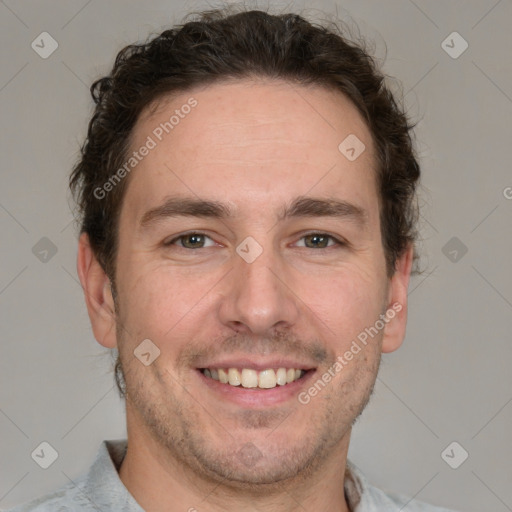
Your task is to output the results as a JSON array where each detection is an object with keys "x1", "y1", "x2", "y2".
[{"x1": 217, "y1": 243, "x2": 301, "y2": 335}]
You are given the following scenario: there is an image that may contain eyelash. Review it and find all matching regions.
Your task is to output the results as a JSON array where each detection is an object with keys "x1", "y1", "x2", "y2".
[{"x1": 164, "y1": 232, "x2": 346, "y2": 250}]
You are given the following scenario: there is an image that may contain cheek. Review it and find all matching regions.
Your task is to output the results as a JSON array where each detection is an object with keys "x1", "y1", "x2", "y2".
[
  {"x1": 304, "y1": 264, "x2": 386, "y2": 338},
  {"x1": 117, "y1": 262, "x2": 218, "y2": 342}
]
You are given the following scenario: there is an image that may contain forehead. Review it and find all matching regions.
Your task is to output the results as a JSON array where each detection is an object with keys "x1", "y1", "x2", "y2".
[{"x1": 121, "y1": 78, "x2": 378, "y2": 225}]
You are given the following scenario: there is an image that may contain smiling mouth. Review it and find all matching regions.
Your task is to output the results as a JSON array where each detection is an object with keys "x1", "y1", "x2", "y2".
[{"x1": 200, "y1": 367, "x2": 310, "y2": 389}]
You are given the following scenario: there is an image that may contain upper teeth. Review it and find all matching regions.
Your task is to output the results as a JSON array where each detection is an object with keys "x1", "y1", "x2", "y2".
[{"x1": 202, "y1": 368, "x2": 304, "y2": 389}]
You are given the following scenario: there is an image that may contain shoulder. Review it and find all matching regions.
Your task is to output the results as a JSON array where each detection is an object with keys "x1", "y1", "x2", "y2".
[
  {"x1": 3, "y1": 478, "x2": 95, "y2": 512},
  {"x1": 379, "y1": 488, "x2": 459, "y2": 511},
  {"x1": 345, "y1": 460, "x2": 459, "y2": 512},
  {"x1": 4, "y1": 440, "x2": 130, "y2": 512}
]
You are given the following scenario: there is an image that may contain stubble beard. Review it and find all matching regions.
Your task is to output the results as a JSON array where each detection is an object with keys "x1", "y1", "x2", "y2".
[{"x1": 116, "y1": 333, "x2": 381, "y2": 493}]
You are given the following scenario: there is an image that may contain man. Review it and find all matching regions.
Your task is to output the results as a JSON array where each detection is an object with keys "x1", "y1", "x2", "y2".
[{"x1": 8, "y1": 6, "x2": 458, "y2": 512}]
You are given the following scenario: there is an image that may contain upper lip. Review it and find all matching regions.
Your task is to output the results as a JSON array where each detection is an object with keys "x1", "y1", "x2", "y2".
[{"x1": 196, "y1": 357, "x2": 316, "y2": 372}]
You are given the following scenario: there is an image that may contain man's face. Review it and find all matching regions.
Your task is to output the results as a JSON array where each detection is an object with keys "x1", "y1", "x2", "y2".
[{"x1": 103, "y1": 79, "x2": 406, "y2": 486}]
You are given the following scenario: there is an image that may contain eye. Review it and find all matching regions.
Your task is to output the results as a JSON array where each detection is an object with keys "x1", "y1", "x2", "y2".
[
  {"x1": 163, "y1": 232, "x2": 345, "y2": 250},
  {"x1": 295, "y1": 233, "x2": 344, "y2": 249},
  {"x1": 164, "y1": 232, "x2": 216, "y2": 249}
]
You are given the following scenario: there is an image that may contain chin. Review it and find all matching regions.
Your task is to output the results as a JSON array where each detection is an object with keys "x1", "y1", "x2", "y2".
[{"x1": 184, "y1": 432, "x2": 329, "y2": 489}]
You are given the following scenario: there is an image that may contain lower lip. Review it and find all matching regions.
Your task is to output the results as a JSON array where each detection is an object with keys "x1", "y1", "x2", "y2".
[{"x1": 196, "y1": 369, "x2": 316, "y2": 408}]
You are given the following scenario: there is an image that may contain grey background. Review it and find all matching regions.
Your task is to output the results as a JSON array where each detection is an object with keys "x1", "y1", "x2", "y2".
[{"x1": 1, "y1": 0, "x2": 511, "y2": 510}]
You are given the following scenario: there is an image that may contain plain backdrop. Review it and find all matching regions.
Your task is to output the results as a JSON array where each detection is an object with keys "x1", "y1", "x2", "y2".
[{"x1": 1, "y1": 1, "x2": 511, "y2": 510}]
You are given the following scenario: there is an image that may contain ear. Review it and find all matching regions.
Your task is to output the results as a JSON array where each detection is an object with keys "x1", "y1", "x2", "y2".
[
  {"x1": 76, "y1": 232, "x2": 117, "y2": 349},
  {"x1": 381, "y1": 244, "x2": 414, "y2": 354}
]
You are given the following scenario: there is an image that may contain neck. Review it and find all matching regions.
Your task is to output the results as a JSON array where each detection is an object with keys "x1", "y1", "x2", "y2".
[{"x1": 119, "y1": 407, "x2": 352, "y2": 512}]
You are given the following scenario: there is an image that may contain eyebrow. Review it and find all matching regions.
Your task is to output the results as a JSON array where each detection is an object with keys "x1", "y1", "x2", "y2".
[{"x1": 139, "y1": 195, "x2": 367, "y2": 229}]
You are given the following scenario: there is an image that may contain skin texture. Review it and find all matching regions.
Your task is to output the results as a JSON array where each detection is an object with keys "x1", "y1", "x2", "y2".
[{"x1": 77, "y1": 79, "x2": 413, "y2": 512}]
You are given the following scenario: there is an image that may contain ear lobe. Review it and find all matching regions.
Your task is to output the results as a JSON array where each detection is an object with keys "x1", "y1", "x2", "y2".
[
  {"x1": 76, "y1": 232, "x2": 118, "y2": 348},
  {"x1": 381, "y1": 245, "x2": 414, "y2": 354}
]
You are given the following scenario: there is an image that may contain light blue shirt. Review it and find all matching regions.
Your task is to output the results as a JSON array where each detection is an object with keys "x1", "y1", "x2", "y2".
[{"x1": 6, "y1": 439, "x2": 458, "y2": 511}]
